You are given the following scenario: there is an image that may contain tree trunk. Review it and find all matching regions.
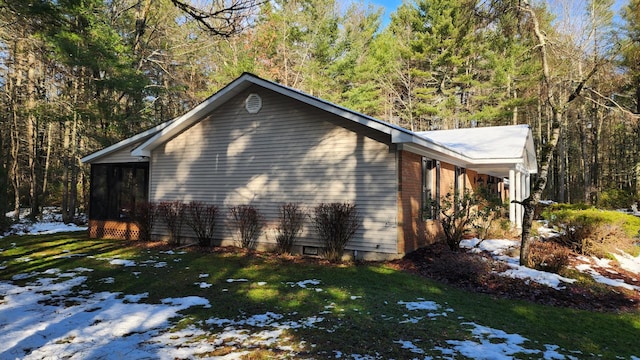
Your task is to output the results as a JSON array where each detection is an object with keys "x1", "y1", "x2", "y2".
[
  {"x1": 8, "y1": 50, "x2": 20, "y2": 219},
  {"x1": 42, "y1": 122, "x2": 53, "y2": 201},
  {"x1": 558, "y1": 127, "x2": 565, "y2": 202},
  {"x1": 27, "y1": 51, "x2": 40, "y2": 220},
  {"x1": 520, "y1": 110, "x2": 562, "y2": 267},
  {"x1": 579, "y1": 110, "x2": 591, "y2": 204},
  {"x1": 518, "y1": 0, "x2": 605, "y2": 266}
]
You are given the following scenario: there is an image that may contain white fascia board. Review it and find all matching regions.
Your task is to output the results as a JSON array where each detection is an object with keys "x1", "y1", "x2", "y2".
[
  {"x1": 252, "y1": 76, "x2": 406, "y2": 137},
  {"x1": 80, "y1": 120, "x2": 175, "y2": 164},
  {"x1": 470, "y1": 157, "x2": 522, "y2": 165},
  {"x1": 131, "y1": 73, "x2": 408, "y2": 158},
  {"x1": 398, "y1": 143, "x2": 472, "y2": 168},
  {"x1": 395, "y1": 133, "x2": 475, "y2": 166},
  {"x1": 398, "y1": 134, "x2": 536, "y2": 176},
  {"x1": 131, "y1": 76, "x2": 253, "y2": 157}
]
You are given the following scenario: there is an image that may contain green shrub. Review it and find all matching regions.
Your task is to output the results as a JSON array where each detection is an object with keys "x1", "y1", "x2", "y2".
[
  {"x1": 312, "y1": 202, "x2": 360, "y2": 262},
  {"x1": 541, "y1": 205, "x2": 640, "y2": 257},
  {"x1": 229, "y1": 205, "x2": 263, "y2": 249},
  {"x1": 597, "y1": 188, "x2": 635, "y2": 209},
  {"x1": 438, "y1": 191, "x2": 478, "y2": 251},
  {"x1": 275, "y1": 203, "x2": 306, "y2": 254},
  {"x1": 473, "y1": 185, "x2": 507, "y2": 240}
]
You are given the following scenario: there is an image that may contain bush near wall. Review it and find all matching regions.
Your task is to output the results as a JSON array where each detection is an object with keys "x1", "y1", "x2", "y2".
[
  {"x1": 312, "y1": 202, "x2": 360, "y2": 262},
  {"x1": 275, "y1": 203, "x2": 306, "y2": 254},
  {"x1": 229, "y1": 205, "x2": 263, "y2": 249}
]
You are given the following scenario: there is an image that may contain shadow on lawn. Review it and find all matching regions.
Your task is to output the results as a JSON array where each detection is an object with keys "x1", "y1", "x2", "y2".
[
  {"x1": 0, "y1": 233, "x2": 125, "y2": 281},
  {"x1": 174, "y1": 251, "x2": 640, "y2": 359},
  {"x1": 2, "y1": 236, "x2": 639, "y2": 359}
]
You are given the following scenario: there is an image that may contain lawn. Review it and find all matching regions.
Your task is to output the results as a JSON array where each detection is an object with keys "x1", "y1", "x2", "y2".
[{"x1": 1, "y1": 232, "x2": 639, "y2": 359}]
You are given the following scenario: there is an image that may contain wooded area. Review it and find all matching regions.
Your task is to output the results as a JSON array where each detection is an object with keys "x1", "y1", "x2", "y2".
[{"x1": 0, "y1": 0, "x2": 638, "y2": 228}]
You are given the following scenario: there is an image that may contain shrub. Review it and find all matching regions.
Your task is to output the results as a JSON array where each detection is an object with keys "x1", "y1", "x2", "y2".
[
  {"x1": 554, "y1": 214, "x2": 600, "y2": 254},
  {"x1": 541, "y1": 206, "x2": 640, "y2": 257},
  {"x1": 312, "y1": 202, "x2": 360, "y2": 262},
  {"x1": 132, "y1": 201, "x2": 158, "y2": 242},
  {"x1": 229, "y1": 205, "x2": 263, "y2": 249},
  {"x1": 275, "y1": 203, "x2": 306, "y2": 254},
  {"x1": 437, "y1": 190, "x2": 479, "y2": 251},
  {"x1": 185, "y1": 201, "x2": 219, "y2": 247},
  {"x1": 428, "y1": 248, "x2": 501, "y2": 285},
  {"x1": 529, "y1": 240, "x2": 570, "y2": 273},
  {"x1": 473, "y1": 185, "x2": 507, "y2": 241},
  {"x1": 597, "y1": 188, "x2": 635, "y2": 209},
  {"x1": 157, "y1": 201, "x2": 187, "y2": 246}
]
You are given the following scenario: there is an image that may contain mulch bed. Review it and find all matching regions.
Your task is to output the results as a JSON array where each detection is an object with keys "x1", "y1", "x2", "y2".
[{"x1": 390, "y1": 243, "x2": 640, "y2": 313}]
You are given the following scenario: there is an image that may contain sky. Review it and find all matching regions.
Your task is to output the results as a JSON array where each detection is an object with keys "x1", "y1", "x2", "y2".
[{"x1": 370, "y1": 0, "x2": 629, "y2": 30}]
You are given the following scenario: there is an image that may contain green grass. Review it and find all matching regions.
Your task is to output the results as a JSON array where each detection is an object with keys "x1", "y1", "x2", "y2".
[{"x1": 1, "y1": 233, "x2": 640, "y2": 359}]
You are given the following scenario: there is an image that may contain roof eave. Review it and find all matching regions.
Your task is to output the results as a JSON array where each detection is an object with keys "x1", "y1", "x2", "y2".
[
  {"x1": 80, "y1": 120, "x2": 175, "y2": 164},
  {"x1": 131, "y1": 73, "x2": 412, "y2": 158}
]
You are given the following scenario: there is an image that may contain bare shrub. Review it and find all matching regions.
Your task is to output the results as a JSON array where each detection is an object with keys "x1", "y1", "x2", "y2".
[
  {"x1": 132, "y1": 201, "x2": 158, "y2": 242},
  {"x1": 275, "y1": 203, "x2": 306, "y2": 254},
  {"x1": 583, "y1": 225, "x2": 630, "y2": 259},
  {"x1": 312, "y1": 202, "x2": 360, "y2": 262},
  {"x1": 428, "y1": 249, "x2": 498, "y2": 285},
  {"x1": 530, "y1": 240, "x2": 571, "y2": 274},
  {"x1": 157, "y1": 201, "x2": 187, "y2": 246},
  {"x1": 185, "y1": 201, "x2": 219, "y2": 247},
  {"x1": 553, "y1": 215, "x2": 598, "y2": 255},
  {"x1": 229, "y1": 205, "x2": 263, "y2": 249}
]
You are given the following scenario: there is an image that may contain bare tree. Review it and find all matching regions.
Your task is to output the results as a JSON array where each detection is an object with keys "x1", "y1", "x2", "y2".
[
  {"x1": 170, "y1": 0, "x2": 262, "y2": 36},
  {"x1": 517, "y1": 0, "x2": 614, "y2": 266}
]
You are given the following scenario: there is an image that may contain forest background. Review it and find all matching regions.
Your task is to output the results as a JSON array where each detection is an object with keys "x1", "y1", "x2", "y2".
[{"x1": 0, "y1": 0, "x2": 638, "y2": 228}]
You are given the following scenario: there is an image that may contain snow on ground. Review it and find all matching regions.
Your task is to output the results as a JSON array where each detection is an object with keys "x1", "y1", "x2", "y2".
[
  {"x1": 0, "y1": 266, "x2": 589, "y2": 360},
  {"x1": 2, "y1": 208, "x2": 87, "y2": 238},
  {"x1": 614, "y1": 251, "x2": 640, "y2": 274},
  {"x1": 460, "y1": 237, "x2": 640, "y2": 292},
  {"x1": 1, "y1": 217, "x2": 640, "y2": 359}
]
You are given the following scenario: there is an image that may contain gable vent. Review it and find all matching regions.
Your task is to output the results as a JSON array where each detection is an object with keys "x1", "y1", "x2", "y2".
[{"x1": 245, "y1": 93, "x2": 262, "y2": 114}]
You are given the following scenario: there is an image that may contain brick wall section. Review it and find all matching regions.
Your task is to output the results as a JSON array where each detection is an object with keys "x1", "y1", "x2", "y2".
[
  {"x1": 398, "y1": 151, "x2": 454, "y2": 254},
  {"x1": 398, "y1": 151, "x2": 437, "y2": 254}
]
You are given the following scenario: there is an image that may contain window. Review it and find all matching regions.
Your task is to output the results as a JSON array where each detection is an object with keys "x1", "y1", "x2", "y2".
[
  {"x1": 422, "y1": 158, "x2": 440, "y2": 220},
  {"x1": 90, "y1": 163, "x2": 149, "y2": 221},
  {"x1": 455, "y1": 166, "x2": 466, "y2": 195}
]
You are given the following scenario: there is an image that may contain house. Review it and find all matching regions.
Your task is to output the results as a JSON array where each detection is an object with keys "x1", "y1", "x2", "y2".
[{"x1": 81, "y1": 73, "x2": 537, "y2": 260}]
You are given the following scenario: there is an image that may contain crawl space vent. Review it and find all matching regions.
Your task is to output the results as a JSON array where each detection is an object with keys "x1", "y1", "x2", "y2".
[{"x1": 245, "y1": 93, "x2": 262, "y2": 114}]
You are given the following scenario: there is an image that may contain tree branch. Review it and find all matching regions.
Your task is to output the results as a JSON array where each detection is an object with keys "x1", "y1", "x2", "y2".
[{"x1": 170, "y1": 0, "x2": 263, "y2": 37}]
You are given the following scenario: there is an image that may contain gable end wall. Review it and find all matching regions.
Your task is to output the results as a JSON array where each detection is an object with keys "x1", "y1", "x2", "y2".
[{"x1": 149, "y1": 86, "x2": 400, "y2": 258}]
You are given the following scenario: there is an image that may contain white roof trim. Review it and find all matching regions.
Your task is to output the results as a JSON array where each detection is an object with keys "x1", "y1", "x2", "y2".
[
  {"x1": 80, "y1": 119, "x2": 176, "y2": 164},
  {"x1": 82, "y1": 73, "x2": 538, "y2": 175},
  {"x1": 130, "y1": 73, "x2": 415, "y2": 158}
]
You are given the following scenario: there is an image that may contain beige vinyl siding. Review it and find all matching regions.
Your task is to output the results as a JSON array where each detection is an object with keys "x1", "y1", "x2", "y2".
[
  {"x1": 150, "y1": 86, "x2": 398, "y2": 254},
  {"x1": 92, "y1": 142, "x2": 145, "y2": 164}
]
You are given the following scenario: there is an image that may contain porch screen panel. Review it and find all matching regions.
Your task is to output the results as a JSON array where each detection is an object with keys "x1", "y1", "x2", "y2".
[{"x1": 90, "y1": 163, "x2": 149, "y2": 221}]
